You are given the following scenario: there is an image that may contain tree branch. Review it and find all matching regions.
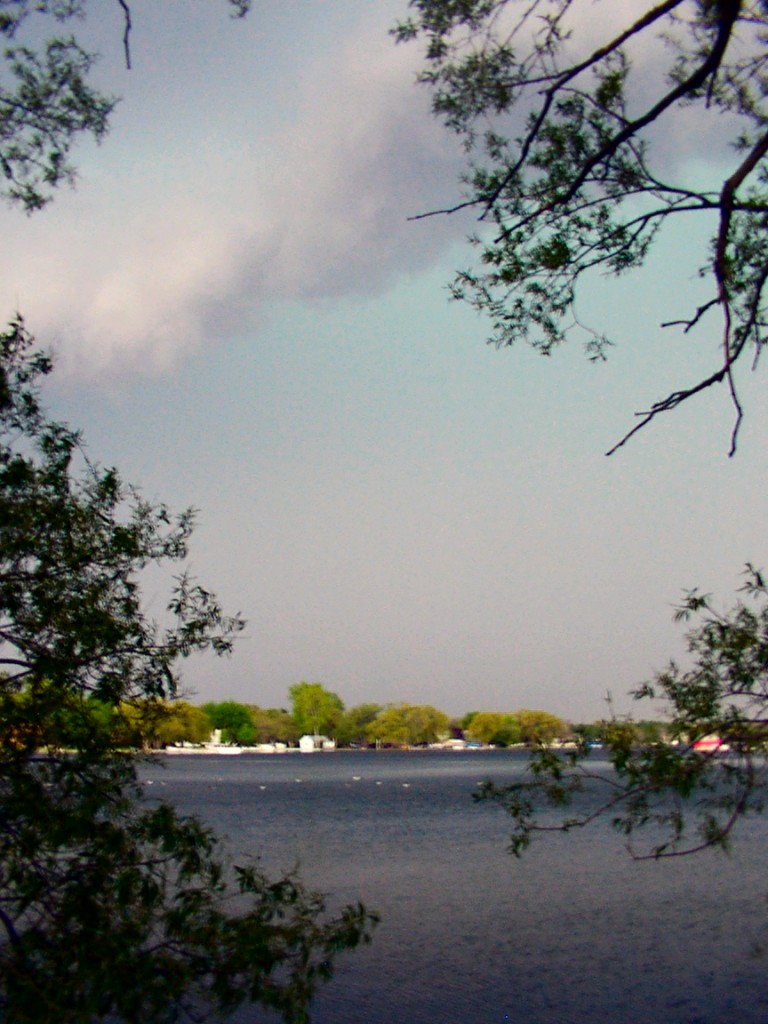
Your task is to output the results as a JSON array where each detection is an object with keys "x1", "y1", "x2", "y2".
[
  {"x1": 607, "y1": 125, "x2": 768, "y2": 456},
  {"x1": 538, "y1": 0, "x2": 742, "y2": 212},
  {"x1": 116, "y1": 0, "x2": 132, "y2": 70},
  {"x1": 482, "y1": 0, "x2": 687, "y2": 215}
]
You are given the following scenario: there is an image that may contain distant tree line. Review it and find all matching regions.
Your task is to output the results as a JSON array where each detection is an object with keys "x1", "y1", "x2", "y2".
[{"x1": 13, "y1": 680, "x2": 667, "y2": 751}]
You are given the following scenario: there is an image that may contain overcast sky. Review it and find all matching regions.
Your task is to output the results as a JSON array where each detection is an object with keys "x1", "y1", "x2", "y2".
[{"x1": 4, "y1": 0, "x2": 767, "y2": 721}]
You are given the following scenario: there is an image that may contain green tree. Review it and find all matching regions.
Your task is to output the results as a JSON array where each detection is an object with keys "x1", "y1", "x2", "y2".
[
  {"x1": 633, "y1": 719, "x2": 666, "y2": 746},
  {"x1": 404, "y1": 703, "x2": 450, "y2": 745},
  {"x1": 102, "y1": 698, "x2": 214, "y2": 750},
  {"x1": 201, "y1": 699, "x2": 256, "y2": 745},
  {"x1": 0, "y1": 323, "x2": 375, "y2": 1022},
  {"x1": 396, "y1": 1, "x2": 768, "y2": 454},
  {"x1": 477, "y1": 567, "x2": 768, "y2": 858},
  {"x1": 366, "y1": 704, "x2": 411, "y2": 747},
  {"x1": 250, "y1": 706, "x2": 300, "y2": 745},
  {"x1": 460, "y1": 710, "x2": 479, "y2": 732},
  {"x1": 336, "y1": 703, "x2": 383, "y2": 747},
  {"x1": 0, "y1": 0, "x2": 251, "y2": 211},
  {"x1": 516, "y1": 709, "x2": 567, "y2": 745},
  {"x1": 152, "y1": 700, "x2": 213, "y2": 747},
  {"x1": 464, "y1": 711, "x2": 521, "y2": 746},
  {"x1": 289, "y1": 682, "x2": 345, "y2": 738},
  {"x1": 367, "y1": 703, "x2": 450, "y2": 747},
  {"x1": 571, "y1": 720, "x2": 607, "y2": 746}
]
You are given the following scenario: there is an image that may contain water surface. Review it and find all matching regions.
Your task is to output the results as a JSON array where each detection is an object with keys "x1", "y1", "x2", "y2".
[{"x1": 141, "y1": 749, "x2": 768, "y2": 1024}]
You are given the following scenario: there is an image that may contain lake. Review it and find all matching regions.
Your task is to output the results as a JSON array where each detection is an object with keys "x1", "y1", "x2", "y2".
[{"x1": 140, "y1": 749, "x2": 768, "y2": 1024}]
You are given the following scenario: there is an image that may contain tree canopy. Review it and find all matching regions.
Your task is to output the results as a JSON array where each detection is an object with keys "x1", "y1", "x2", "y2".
[
  {"x1": 367, "y1": 703, "x2": 451, "y2": 747},
  {"x1": 289, "y1": 682, "x2": 345, "y2": 738},
  {"x1": 202, "y1": 700, "x2": 257, "y2": 746},
  {"x1": 396, "y1": 0, "x2": 768, "y2": 454},
  {"x1": 0, "y1": 323, "x2": 375, "y2": 1022},
  {"x1": 336, "y1": 703, "x2": 384, "y2": 748},
  {"x1": 463, "y1": 710, "x2": 522, "y2": 746}
]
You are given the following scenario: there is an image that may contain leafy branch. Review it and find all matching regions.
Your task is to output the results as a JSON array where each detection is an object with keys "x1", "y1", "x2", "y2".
[
  {"x1": 477, "y1": 565, "x2": 768, "y2": 859},
  {"x1": 397, "y1": 0, "x2": 768, "y2": 453}
]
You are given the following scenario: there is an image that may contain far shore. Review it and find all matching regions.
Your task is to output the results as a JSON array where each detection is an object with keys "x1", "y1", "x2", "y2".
[{"x1": 159, "y1": 741, "x2": 527, "y2": 756}]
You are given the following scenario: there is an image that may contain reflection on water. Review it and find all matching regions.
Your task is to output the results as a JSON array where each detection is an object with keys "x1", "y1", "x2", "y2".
[{"x1": 140, "y1": 750, "x2": 768, "y2": 1024}]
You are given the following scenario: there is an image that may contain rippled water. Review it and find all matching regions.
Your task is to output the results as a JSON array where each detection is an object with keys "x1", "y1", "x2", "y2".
[{"x1": 140, "y1": 750, "x2": 768, "y2": 1024}]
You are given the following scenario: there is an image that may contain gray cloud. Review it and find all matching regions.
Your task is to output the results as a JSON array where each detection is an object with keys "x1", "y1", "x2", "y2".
[
  {"x1": 244, "y1": 38, "x2": 464, "y2": 302},
  {"x1": 6, "y1": 0, "x2": 733, "y2": 381},
  {"x1": 2, "y1": 7, "x2": 465, "y2": 380}
]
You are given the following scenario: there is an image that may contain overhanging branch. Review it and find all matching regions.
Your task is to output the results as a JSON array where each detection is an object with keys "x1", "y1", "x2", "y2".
[{"x1": 115, "y1": 0, "x2": 132, "y2": 70}]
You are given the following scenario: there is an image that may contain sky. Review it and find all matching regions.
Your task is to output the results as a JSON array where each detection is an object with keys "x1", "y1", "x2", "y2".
[{"x1": 3, "y1": 0, "x2": 767, "y2": 721}]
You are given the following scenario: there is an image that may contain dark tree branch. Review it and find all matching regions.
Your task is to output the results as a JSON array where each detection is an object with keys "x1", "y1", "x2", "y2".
[
  {"x1": 604, "y1": 361, "x2": 739, "y2": 457},
  {"x1": 661, "y1": 299, "x2": 721, "y2": 333},
  {"x1": 495, "y1": 0, "x2": 743, "y2": 240},
  {"x1": 404, "y1": 2, "x2": 767, "y2": 452},
  {"x1": 116, "y1": 0, "x2": 132, "y2": 70},
  {"x1": 482, "y1": 0, "x2": 687, "y2": 215},
  {"x1": 607, "y1": 128, "x2": 768, "y2": 456},
  {"x1": 0, "y1": 906, "x2": 21, "y2": 948}
]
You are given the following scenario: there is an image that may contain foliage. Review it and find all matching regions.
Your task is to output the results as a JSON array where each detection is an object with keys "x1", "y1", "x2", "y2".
[
  {"x1": 0, "y1": 0, "x2": 251, "y2": 211},
  {"x1": 516, "y1": 709, "x2": 567, "y2": 745},
  {"x1": 571, "y1": 720, "x2": 605, "y2": 745},
  {"x1": 250, "y1": 706, "x2": 300, "y2": 745},
  {"x1": 71, "y1": 699, "x2": 216, "y2": 750},
  {"x1": 396, "y1": 0, "x2": 768, "y2": 454},
  {"x1": 571, "y1": 719, "x2": 670, "y2": 746},
  {"x1": 460, "y1": 710, "x2": 479, "y2": 731},
  {"x1": 463, "y1": 710, "x2": 521, "y2": 746},
  {"x1": 633, "y1": 719, "x2": 668, "y2": 745},
  {"x1": 202, "y1": 699, "x2": 257, "y2": 746},
  {"x1": 289, "y1": 682, "x2": 345, "y2": 738},
  {"x1": 148, "y1": 700, "x2": 213, "y2": 747},
  {"x1": 0, "y1": 322, "x2": 376, "y2": 1022},
  {"x1": 367, "y1": 703, "x2": 450, "y2": 747},
  {"x1": 336, "y1": 703, "x2": 383, "y2": 747},
  {"x1": 178, "y1": 699, "x2": 575, "y2": 749},
  {"x1": 476, "y1": 567, "x2": 768, "y2": 858}
]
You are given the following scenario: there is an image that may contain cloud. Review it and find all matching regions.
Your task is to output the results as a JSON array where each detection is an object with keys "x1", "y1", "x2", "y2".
[
  {"x1": 10, "y1": 0, "x2": 734, "y2": 382},
  {"x1": 243, "y1": 36, "x2": 464, "y2": 302},
  {"x1": 2, "y1": 7, "x2": 465, "y2": 381}
]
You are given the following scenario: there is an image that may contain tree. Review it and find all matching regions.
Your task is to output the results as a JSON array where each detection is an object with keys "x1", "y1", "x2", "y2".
[
  {"x1": 464, "y1": 711, "x2": 522, "y2": 746},
  {"x1": 0, "y1": 323, "x2": 375, "y2": 1022},
  {"x1": 150, "y1": 700, "x2": 213, "y2": 747},
  {"x1": 289, "y1": 682, "x2": 345, "y2": 739},
  {"x1": 89, "y1": 698, "x2": 213, "y2": 749},
  {"x1": 336, "y1": 703, "x2": 383, "y2": 747},
  {"x1": 249, "y1": 706, "x2": 301, "y2": 745},
  {"x1": 366, "y1": 704, "x2": 411, "y2": 747},
  {"x1": 201, "y1": 700, "x2": 257, "y2": 746},
  {"x1": 367, "y1": 703, "x2": 450, "y2": 747},
  {"x1": 516, "y1": 709, "x2": 567, "y2": 745},
  {"x1": 477, "y1": 566, "x2": 768, "y2": 858},
  {"x1": 395, "y1": 0, "x2": 768, "y2": 454},
  {"x1": 0, "y1": 0, "x2": 251, "y2": 211}
]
